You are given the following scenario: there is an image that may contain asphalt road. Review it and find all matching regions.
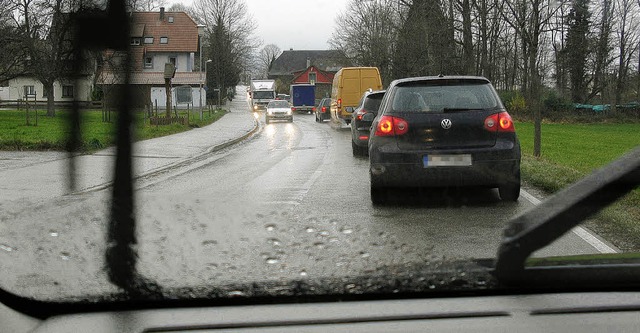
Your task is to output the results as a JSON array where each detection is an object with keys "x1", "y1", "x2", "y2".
[{"x1": 0, "y1": 91, "x2": 616, "y2": 299}]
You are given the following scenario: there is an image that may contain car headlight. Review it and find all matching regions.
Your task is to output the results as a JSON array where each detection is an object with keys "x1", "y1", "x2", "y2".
[{"x1": 287, "y1": 109, "x2": 292, "y2": 115}]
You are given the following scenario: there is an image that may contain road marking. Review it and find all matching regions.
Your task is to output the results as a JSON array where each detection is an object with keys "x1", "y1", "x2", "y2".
[{"x1": 520, "y1": 189, "x2": 618, "y2": 253}]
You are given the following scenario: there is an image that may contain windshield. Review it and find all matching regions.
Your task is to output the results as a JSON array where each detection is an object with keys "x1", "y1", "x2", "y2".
[
  {"x1": 268, "y1": 100, "x2": 289, "y2": 108},
  {"x1": 253, "y1": 91, "x2": 275, "y2": 99},
  {"x1": 0, "y1": 0, "x2": 639, "y2": 305}
]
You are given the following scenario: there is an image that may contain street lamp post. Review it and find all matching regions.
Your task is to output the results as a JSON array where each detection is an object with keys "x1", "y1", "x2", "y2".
[
  {"x1": 197, "y1": 24, "x2": 206, "y2": 119},
  {"x1": 204, "y1": 59, "x2": 212, "y2": 112}
]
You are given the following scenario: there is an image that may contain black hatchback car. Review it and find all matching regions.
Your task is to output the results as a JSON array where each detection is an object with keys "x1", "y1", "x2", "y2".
[
  {"x1": 348, "y1": 90, "x2": 386, "y2": 157},
  {"x1": 315, "y1": 97, "x2": 332, "y2": 122},
  {"x1": 368, "y1": 76, "x2": 521, "y2": 204}
]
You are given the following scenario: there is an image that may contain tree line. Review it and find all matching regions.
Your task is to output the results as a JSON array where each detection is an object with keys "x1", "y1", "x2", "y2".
[{"x1": 330, "y1": 0, "x2": 640, "y2": 156}]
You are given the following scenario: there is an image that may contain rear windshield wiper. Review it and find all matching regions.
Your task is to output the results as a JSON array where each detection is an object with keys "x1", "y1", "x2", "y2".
[{"x1": 494, "y1": 146, "x2": 640, "y2": 285}]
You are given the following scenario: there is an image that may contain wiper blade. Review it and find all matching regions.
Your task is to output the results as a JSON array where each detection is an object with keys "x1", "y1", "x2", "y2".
[
  {"x1": 494, "y1": 146, "x2": 640, "y2": 282},
  {"x1": 442, "y1": 108, "x2": 473, "y2": 112}
]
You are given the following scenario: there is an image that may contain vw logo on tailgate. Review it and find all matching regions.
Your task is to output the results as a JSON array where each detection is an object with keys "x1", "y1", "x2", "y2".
[{"x1": 441, "y1": 119, "x2": 452, "y2": 129}]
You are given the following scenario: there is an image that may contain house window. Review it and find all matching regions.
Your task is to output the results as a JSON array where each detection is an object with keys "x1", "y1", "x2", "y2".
[
  {"x1": 62, "y1": 85, "x2": 74, "y2": 98},
  {"x1": 23, "y1": 85, "x2": 35, "y2": 97},
  {"x1": 130, "y1": 38, "x2": 141, "y2": 45},
  {"x1": 145, "y1": 56, "x2": 153, "y2": 69},
  {"x1": 0, "y1": 80, "x2": 8, "y2": 87},
  {"x1": 169, "y1": 57, "x2": 177, "y2": 70},
  {"x1": 309, "y1": 72, "x2": 317, "y2": 84},
  {"x1": 144, "y1": 37, "x2": 154, "y2": 44},
  {"x1": 168, "y1": 16, "x2": 174, "y2": 23},
  {"x1": 160, "y1": 37, "x2": 168, "y2": 44}
]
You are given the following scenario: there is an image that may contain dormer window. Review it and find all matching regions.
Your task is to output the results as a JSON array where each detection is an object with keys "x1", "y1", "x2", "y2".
[
  {"x1": 130, "y1": 38, "x2": 141, "y2": 46},
  {"x1": 144, "y1": 37, "x2": 154, "y2": 44},
  {"x1": 160, "y1": 37, "x2": 168, "y2": 44},
  {"x1": 168, "y1": 16, "x2": 174, "y2": 23}
]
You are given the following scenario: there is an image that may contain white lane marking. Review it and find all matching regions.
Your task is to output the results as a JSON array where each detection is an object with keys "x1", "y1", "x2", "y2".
[{"x1": 520, "y1": 189, "x2": 618, "y2": 254}]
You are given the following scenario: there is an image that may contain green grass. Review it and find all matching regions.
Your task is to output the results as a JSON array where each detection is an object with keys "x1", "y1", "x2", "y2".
[
  {"x1": 0, "y1": 108, "x2": 226, "y2": 151},
  {"x1": 515, "y1": 122, "x2": 640, "y2": 251}
]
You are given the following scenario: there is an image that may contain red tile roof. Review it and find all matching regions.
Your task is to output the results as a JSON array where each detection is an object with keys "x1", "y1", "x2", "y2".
[{"x1": 130, "y1": 11, "x2": 198, "y2": 53}]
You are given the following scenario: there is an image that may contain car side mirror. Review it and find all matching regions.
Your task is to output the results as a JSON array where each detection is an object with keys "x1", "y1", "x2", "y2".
[
  {"x1": 362, "y1": 113, "x2": 375, "y2": 122},
  {"x1": 345, "y1": 106, "x2": 354, "y2": 113}
]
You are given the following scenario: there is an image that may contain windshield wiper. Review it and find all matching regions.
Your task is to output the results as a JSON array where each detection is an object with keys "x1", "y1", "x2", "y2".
[
  {"x1": 494, "y1": 146, "x2": 640, "y2": 284},
  {"x1": 442, "y1": 108, "x2": 474, "y2": 112}
]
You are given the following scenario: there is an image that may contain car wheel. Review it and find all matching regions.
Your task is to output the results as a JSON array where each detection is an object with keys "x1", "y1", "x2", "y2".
[
  {"x1": 315, "y1": 113, "x2": 319, "y2": 122},
  {"x1": 265, "y1": 117, "x2": 270, "y2": 124},
  {"x1": 352, "y1": 140, "x2": 366, "y2": 157},
  {"x1": 499, "y1": 170, "x2": 520, "y2": 202},
  {"x1": 289, "y1": 117, "x2": 293, "y2": 123},
  {"x1": 371, "y1": 185, "x2": 387, "y2": 205}
]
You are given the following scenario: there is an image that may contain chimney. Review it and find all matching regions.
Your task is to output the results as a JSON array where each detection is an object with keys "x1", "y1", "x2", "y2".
[
  {"x1": 306, "y1": 58, "x2": 310, "y2": 68},
  {"x1": 160, "y1": 7, "x2": 165, "y2": 20}
]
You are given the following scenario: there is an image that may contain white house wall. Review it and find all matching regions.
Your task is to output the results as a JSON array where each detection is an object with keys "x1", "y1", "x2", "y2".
[
  {"x1": 150, "y1": 86, "x2": 205, "y2": 109},
  {"x1": 2, "y1": 77, "x2": 93, "y2": 102},
  {"x1": 143, "y1": 53, "x2": 194, "y2": 72}
]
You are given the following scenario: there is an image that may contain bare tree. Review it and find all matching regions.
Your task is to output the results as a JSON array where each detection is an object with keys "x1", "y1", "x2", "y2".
[
  {"x1": 329, "y1": 0, "x2": 399, "y2": 84},
  {"x1": 192, "y1": 0, "x2": 258, "y2": 99},
  {"x1": 500, "y1": 0, "x2": 562, "y2": 157},
  {"x1": 0, "y1": 0, "x2": 28, "y2": 82},
  {"x1": 257, "y1": 44, "x2": 281, "y2": 79},
  {"x1": 127, "y1": 0, "x2": 166, "y2": 12},
  {"x1": 612, "y1": 0, "x2": 640, "y2": 106}
]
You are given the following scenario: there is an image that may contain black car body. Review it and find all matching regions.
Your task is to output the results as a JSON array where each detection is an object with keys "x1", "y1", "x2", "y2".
[
  {"x1": 368, "y1": 76, "x2": 521, "y2": 204},
  {"x1": 315, "y1": 97, "x2": 332, "y2": 122},
  {"x1": 349, "y1": 90, "x2": 386, "y2": 156}
]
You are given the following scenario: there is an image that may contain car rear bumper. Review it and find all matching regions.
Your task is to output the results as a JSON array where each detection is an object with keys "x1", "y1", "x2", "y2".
[{"x1": 370, "y1": 143, "x2": 520, "y2": 188}]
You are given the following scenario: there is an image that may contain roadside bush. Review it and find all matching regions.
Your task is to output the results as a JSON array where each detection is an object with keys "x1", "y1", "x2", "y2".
[{"x1": 499, "y1": 91, "x2": 527, "y2": 118}]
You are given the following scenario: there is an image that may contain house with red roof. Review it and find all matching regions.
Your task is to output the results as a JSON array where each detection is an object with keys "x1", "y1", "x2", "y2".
[{"x1": 97, "y1": 8, "x2": 204, "y2": 109}]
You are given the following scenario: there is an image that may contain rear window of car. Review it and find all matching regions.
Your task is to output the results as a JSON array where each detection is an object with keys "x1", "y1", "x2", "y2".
[
  {"x1": 268, "y1": 100, "x2": 289, "y2": 108},
  {"x1": 391, "y1": 81, "x2": 500, "y2": 113},
  {"x1": 363, "y1": 93, "x2": 384, "y2": 112}
]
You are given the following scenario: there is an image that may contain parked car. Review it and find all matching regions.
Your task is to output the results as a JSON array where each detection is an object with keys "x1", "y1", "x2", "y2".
[
  {"x1": 265, "y1": 100, "x2": 293, "y2": 124},
  {"x1": 348, "y1": 90, "x2": 386, "y2": 156},
  {"x1": 315, "y1": 97, "x2": 332, "y2": 122},
  {"x1": 368, "y1": 76, "x2": 521, "y2": 204}
]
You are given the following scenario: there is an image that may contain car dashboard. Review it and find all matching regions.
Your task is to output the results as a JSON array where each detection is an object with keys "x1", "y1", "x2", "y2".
[{"x1": 3, "y1": 291, "x2": 640, "y2": 332}]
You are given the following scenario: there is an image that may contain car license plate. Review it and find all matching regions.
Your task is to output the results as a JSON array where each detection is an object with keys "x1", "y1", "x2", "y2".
[{"x1": 423, "y1": 154, "x2": 472, "y2": 167}]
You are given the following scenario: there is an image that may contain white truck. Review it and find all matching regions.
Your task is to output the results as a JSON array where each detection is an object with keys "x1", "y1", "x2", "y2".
[{"x1": 249, "y1": 80, "x2": 276, "y2": 111}]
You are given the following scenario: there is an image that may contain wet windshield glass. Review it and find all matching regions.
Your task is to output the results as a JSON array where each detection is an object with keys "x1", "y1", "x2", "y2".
[{"x1": 0, "y1": 0, "x2": 638, "y2": 303}]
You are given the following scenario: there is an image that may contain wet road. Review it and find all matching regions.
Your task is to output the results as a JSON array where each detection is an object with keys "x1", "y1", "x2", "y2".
[{"x1": 0, "y1": 93, "x2": 613, "y2": 299}]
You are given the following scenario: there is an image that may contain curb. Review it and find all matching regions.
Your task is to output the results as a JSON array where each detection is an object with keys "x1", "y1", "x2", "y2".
[{"x1": 71, "y1": 113, "x2": 259, "y2": 195}]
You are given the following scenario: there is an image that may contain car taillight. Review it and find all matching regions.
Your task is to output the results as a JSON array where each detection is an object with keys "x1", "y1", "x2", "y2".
[
  {"x1": 291, "y1": 107, "x2": 296, "y2": 111},
  {"x1": 321, "y1": 106, "x2": 326, "y2": 113},
  {"x1": 375, "y1": 116, "x2": 408, "y2": 136},
  {"x1": 312, "y1": 106, "x2": 316, "y2": 111},
  {"x1": 356, "y1": 109, "x2": 367, "y2": 120},
  {"x1": 337, "y1": 98, "x2": 342, "y2": 107},
  {"x1": 484, "y1": 112, "x2": 515, "y2": 132}
]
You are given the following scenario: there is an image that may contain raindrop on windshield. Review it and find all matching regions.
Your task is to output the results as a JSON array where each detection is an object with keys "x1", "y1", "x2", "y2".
[
  {"x1": 265, "y1": 257, "x2": 279, "y2": 264},
  {"x1": 299, "y1": 270, "x2": 308, "y2": 277},
  {"x1": 60, "y1": 252, "x2": 70, "y2": 260},
  {"x1": 305, "y1": 227, "x2": 316, "y2": 233},
  {"x1": 267, "y1": 238, "x2": 282, "y2": 246},
  {"x1": 0, "y1": 244, "x2": 14, "y2": 252},
  {"x1": 340, "y1": 227, "x2": 353, "y2": 234},
  {"x1": 49, "y1": 230, "x2": 59, "y2": 237},
  {"x1": 265, "y1": 224, "x2": 277, "y2": 231}
]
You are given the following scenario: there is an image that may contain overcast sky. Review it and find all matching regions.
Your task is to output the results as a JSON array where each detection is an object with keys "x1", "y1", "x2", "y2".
[{"x1": 169, "y1": 0, "x2": 347, "y2": 51}]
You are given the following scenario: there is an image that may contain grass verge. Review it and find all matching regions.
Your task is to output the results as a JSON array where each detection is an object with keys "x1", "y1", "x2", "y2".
[
  {"x1": 0, "y1": 108, "x2": 226, "y2": 152},
  {"x1": 516, "y1": 122, "x2": 640, "y2": 251}
]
